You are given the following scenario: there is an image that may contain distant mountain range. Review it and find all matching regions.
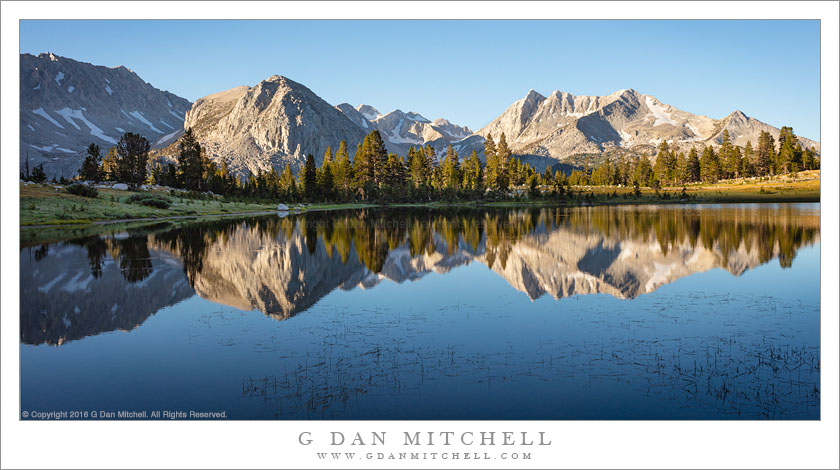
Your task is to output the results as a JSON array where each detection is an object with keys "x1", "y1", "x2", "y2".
[
  {"x1": 478, "y1": 88, "x2": 820, "y2": 168},
  {"x1": 20, "y1": 52, "x2": 819, "y2": 178}
]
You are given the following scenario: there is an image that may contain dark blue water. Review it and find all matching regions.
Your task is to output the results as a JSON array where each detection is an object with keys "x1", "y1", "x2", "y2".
[{"x1": 20, "y1": 204, "x2": 820, "y2": 419}]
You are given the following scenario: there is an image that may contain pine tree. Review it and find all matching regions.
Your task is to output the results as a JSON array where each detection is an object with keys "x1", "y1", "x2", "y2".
[
  {"x1": 318, "y1": 146, "x2": 335, "y2": 199},
  {"x1": 633, "y1": 156, "x2": 654, "y2": 187},
  {"x1": 742, "y1": 141, "x2": 755, "y2": 177},
  {"x1": 675, "y1": 152, "x2": 688, "y2": 184},
  {"x1": 300, "y1": 154, "x2": 317, "y2": 201},
  {"x1": 484, "y1": 134, "x2": 503, "y2": 191},
  {"x1": 719, "y1": 130, "x2": 734, "y2": 179},
  {"x1": 424, "y1": 144, "x2": 437, "y2": 183},
  {"x1": 686, "y1": 147, "x2": 701, "y2": 183},
  {"x1": 116, "y1": 132, "x2": 150, "y2": 187},
  {"x1": 802, "y1": 146, "x2": 818, "y2": 170},
  {"x1": 383, "y1": 153, "x2": 406, "y2": 190},
  {"x1": 31, "y1": 164, "x2": 47, "y2": 183},
  {"x1": 442, "y1": 145, "x2": 461, "y2": 190},
  {"x1": 728, "y1": 147, "x2": 743, "y2": 179},
  {"x1": 352, "y1": 142, "x2": 366, "y2": 188},
  {"x1": 654, "y1": 141, "x2": 670, "y2": 186},
  {"x1": 177, "y1": 128, "x2": 204, "y2": 190},
  {"x1": 719, "y1": 130, "x2": 742, "y2": 179},
  {"x1": 776, "y1": 126, "x2": 802, "y2": 174},
  {"x1": 279, "y1": 163, "x2": 297, "y2": 199},
  {"x1": 495, "y1": 133, "x2": 511, "y2": 190},
  {"x1": 102, "y1": 146, "x2": 119, "y2": 181},
  {"x1": 461, "y1": 149, "x2": 483, "y2": 192},
  {"x1": 756, "y1": 131, "x2": 775, "y2": 176},
  {"x1": 78, "y1": 143, "x2": 102, "y2": 182},
  {"x1": 333, "y1": 140, "x2": 352, "y2": 197},
  {"x1": 542, "y1": 166, "x2": 554, "y2": 188},
  {"x1": 368, "y1": 130, "x2": 389, "y2": 186},
  {"x1": 408, "y1": 146, "x2": 428, "y2": 190},
  {"x1": 700, "y1": 145, "x2": 720, "y2": 183}
]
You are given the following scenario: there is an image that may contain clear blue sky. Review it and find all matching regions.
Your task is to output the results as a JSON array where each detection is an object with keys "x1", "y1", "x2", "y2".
[{"x1": 20, "y1": 20, "x2": 820, "y2": 140}]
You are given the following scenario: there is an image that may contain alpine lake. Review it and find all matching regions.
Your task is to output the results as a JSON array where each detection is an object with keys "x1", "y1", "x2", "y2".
[{"x1": 20, "y1": 203, "x2": 820, "y2": 419}]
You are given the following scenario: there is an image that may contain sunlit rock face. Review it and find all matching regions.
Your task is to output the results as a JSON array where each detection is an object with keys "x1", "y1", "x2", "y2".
[
  {"x1": 477, "y1": 89, "x2": 820, "y2": 169},
  {"x1": 19, "y1": 239, "x2": 193, "y2": 346},
  {"x1": 180, "y1": 75, "x2": 367, "y2": 177}
]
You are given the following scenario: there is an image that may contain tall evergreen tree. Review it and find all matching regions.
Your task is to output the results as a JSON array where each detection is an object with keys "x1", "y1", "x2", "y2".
[
  {"x1": 727, "y1": 146, "x2": 743, "y2": 179},
  {"x1": 78, "y1": 143, "x2": 102, "y2": 182},
  {"x1": 442, "y1": 145, "x2": 461, "y2": 190},
  {"x1": 718, "y1": 130, "x2": 734, "y2": 179},
  {"x1": 675, "y1": 152, "x2": 688, "y2": 184},
  {"x1": 484, "y1": 134, "x2": 503, "y2": 191},
  {"x1": 495, "y1": 133, "x2": 511, "y2": 190},
  {"x1": 756, "y1": 131, "x2": 775, "y2": 176},
  {"x1": 408, "y1": 146, "x2": 428, "y2": 190},
  {"x1": 333, "y1": 140, "x2": 352, "y2": 196},
  {"x1": 318, "y1": 146, "x2": 335, "y2": 199},
  {"x1": 461, "y1": 149, "x2": 483, "y2": 192},
  {"x1": 776, "y1": 126, "x2": 802, "y2": 174},
  {"x1": 654, "y1": 141, "x2": 670, "y2": 186},
  {"x1": 299, "y1": 154, "x2": 318, "y2": 201},
  {"x1": 742, "y1": 141, "x2": 755, "y2": 177},
  {"x1": 116, "y1": 132, "x2": 150, "y2": 187},
  {"x1": 177, "y1": 128, "x2": 204, "y2": 190},
  {"x1": 279, "y1": 163, "x2": 297, "y2": 199},
  {"x1": 102, "y1": 146, "x2": 120, "y2": 181}
]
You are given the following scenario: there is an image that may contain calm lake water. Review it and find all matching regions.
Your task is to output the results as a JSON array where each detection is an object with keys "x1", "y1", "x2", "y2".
[{"x1": 20, "y1": 203, "x2": 820, "y2": 419}]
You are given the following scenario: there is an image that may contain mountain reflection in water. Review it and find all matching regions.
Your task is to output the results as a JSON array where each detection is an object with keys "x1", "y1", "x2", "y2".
[{"x1": 20, "y1": 204, "x2": 819, "y2": 347}]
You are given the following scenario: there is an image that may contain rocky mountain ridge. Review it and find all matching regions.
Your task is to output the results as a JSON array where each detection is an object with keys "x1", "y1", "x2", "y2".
[
  {"x1": 479, "y1": 88, "x2": 820, "y2": 168},
  {"x1": 180, "y1": 75, "x2": 367, "y2": 176},
  {"x1": 20, "y1": 52, "x2": 191, "y2": 177},
  {"x1": 334, "y1": 104, "x2": 474, "y2": 158},
  {"x1": 21, "y1": 52, "x2": 820, "y2": 177}
]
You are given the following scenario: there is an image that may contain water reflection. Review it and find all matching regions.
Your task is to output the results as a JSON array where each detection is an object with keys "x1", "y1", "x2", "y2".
[{"x1": 20, "y1": 204, "x2": 819, "y2": 346}]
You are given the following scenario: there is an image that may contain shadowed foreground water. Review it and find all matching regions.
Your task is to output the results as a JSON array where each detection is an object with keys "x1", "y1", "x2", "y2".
[{"x1": 20, "y1": 203, "x2": 820, "y2": 419}]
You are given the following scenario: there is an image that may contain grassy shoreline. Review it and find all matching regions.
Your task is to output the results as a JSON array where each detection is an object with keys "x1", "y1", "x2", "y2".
[{"x1": 20, "y1": 171, "x2": 819, "y2": 228}]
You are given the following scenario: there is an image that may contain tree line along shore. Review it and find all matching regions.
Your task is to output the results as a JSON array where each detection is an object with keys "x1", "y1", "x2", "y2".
[{"x1": 20, "y1": 126, "x2": 820, "y2": 226}]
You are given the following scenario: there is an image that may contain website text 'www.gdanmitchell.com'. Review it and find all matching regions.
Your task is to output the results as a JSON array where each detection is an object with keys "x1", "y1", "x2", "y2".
[{"x1": 316, "y1": 451, "x2": 532, "y2": 461}]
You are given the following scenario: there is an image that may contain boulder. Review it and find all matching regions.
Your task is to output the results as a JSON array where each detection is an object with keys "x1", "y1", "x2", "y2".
[
  {"x1": 112, "y1": 183, "x2": 129, "y2": 190},
  {"x1": 277, "y1": 203, "x2": 289, "y2": 211}
]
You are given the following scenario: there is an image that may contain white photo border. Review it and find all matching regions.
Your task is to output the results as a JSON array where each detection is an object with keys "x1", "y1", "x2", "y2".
[{"x1": 2, "y1": 2, "x2": 837, "y2": 469}]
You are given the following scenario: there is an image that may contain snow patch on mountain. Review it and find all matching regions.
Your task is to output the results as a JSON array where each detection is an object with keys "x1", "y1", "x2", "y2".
[
  {"x1": 129, "y1": 111, "x2": 163, "y2": 133},
  {"x1": 32, "y1": 107, "x2": 64, "y2": 129},
  {"x1": 357, "y1": 105, "x2": 382, "y2": 121},
  {"x1": 645, "y1": 96, "x2": 676, "y2": 127},
  {"x1": 156, "y1": 130, "x2": 180, "y2": 145},
  {"x1": 55, "y1": 71, "x2": 64, "y2": 85},
  {"x1": 55, "y1": 108, "x2": 117, "y2": 144}
]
